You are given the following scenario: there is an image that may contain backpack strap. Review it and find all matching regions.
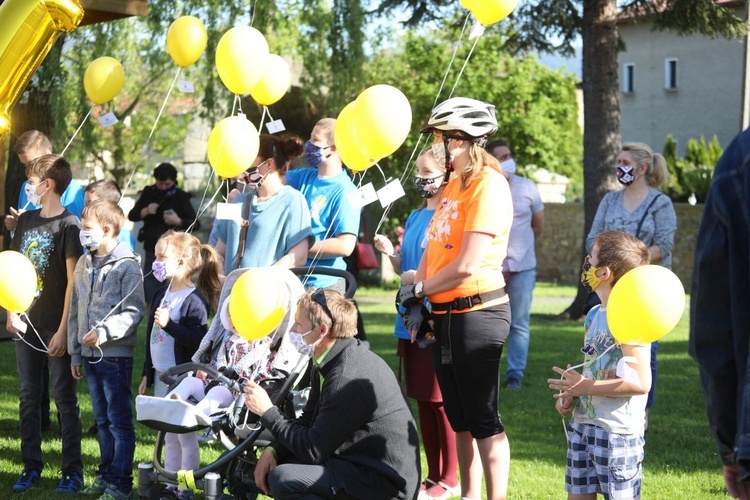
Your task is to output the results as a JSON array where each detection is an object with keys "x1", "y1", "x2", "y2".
[
  {"x1": 235, "y1": 195, "x2": 253, "y2": 269},
  {"x1": 635, "y1": 193, "x2": 666, "y2": 241}
]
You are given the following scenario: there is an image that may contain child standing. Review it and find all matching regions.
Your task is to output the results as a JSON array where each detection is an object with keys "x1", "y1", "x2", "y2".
[
  {"x1": 548, "y1": 230, "x2": 652, "y2": 500},
  {"x1": 7, "y1": 154, "x2": 84, "y2": 493},
  {"x1": 68, "y1": 199, "x2": 146, "y2": 499},
  {"x1": 138, "y1": 231, "x2": 222, "y2": 498}
]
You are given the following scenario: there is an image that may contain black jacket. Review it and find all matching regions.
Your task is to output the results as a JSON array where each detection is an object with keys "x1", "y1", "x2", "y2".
[
  {"x1": 128, "y1": 184, "x2": 199, "y2": 252},
  {"x1": 142, "y1": 286, "x2": 209, "y2": 386},
  {"x1": 261, "y1": 337, "x2": 421, "y2": 500}
]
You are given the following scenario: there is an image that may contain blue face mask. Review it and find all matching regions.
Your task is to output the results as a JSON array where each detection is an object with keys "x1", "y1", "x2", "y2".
[{"x1": 304, "y1": 140, "x2": 330, "y2": 168}]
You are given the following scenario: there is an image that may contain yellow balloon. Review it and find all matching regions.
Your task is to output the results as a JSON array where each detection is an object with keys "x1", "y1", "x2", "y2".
[
  {"x1": 335, "y1": 101, "x2": 373, "y2": 172},
  {"x1": 207, "y1": 114, "x2": 260, "y2": 178},
  {"x1": 166, "y1": 16, "x2": 207, "y2": 68},
  {"x1": 470, "y1": 0, "x2": 521, "y2": 26},
  {"x1": 0, "y1": 251, "x2": 38, "y2": 313},
  {"x1": 607, "y1": 265, "x2": 685, "y2": 345},
  {"x1": 229, "y1": 267, "x2": 288, "y2": 341},
  {"x1": 249, "y1": 54, "x2": 291, "y2": 106},
  {"x1": 84, "y1": 57, "x2": 125, "y2": 105},
  {"x1": 215, "y1": 26, "x2": 269, "y2": 95},
  {"x1": 352, "y1": 84, "x2": 412, "y2": 160},
  {"x1": 0, "y1": 0, "x2": 83, "y2": 139}
]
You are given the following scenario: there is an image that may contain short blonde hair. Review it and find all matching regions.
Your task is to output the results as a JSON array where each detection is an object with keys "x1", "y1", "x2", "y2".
[
  {"x1": 314, "y1": 118, "x2": 336, "y2": 145},
  {"x1": 298, "y1": 289, "x2": 357, "y2": 339},
  {"x1": 81, "y1": 199, "x2": 124, "y2": 236}
]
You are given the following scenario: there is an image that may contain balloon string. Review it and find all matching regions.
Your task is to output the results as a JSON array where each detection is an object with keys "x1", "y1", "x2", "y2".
[
  {"x1": 435, "y1": 13, "x2": 471, "y2": 107},
  {"x1": 259, "y1": 106, "x2": 268, "y2": 133},
  {"x1": 556, "y1": 342, "x2": 618, "y2": 445},
  {"x1": 374, "y1": 163, "x2": 388, "y2": 183},
  {"x1": 237, "y1": 95, "x2": 244, "y2": 114},
  {"x1": 12, "y1": 313, "x2": 49, "y2": 353},
  {"x1": 121, "y1": 66, "x2": 182, "y2": 198},
  {"x1": 373, "y1": 14, "x2": 471, "y2": 238},
  {"x1": 299, "y1": 174, "x2": 364, "y2": 289},
  {"x1": 61, "y1": 106, "x2": 94, "y2": 156},
  {"x1": 186, "y1": 178, "x2": 224, "y2": 235},
  {"x1": 448, "y1": 31, "x2": 482, "y2": 99}
]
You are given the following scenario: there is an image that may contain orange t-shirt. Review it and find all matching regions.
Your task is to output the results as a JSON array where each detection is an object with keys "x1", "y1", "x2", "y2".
[{"x1": 425, "y1": 167, "x2": 512, "y2": 313}]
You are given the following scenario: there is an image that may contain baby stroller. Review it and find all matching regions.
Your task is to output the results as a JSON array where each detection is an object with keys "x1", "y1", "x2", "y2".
[{"x1": 136, "y1": 267, "x2": 357, "y2": 500}]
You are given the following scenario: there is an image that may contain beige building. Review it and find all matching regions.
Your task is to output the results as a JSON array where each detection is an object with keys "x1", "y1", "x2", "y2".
[{"x1": 617, "y1": 1, "x2": 749, "y2": 154}]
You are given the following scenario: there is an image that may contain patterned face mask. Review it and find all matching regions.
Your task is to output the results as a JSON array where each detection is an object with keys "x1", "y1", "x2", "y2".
[
  {"x1": 289, "y1": 329, "x2": 315, "y2": 357},
  {"x1": 152, "y1": 261, "x2": 169, "y2": 282},
  {"x1": 580, "y1": 256, "x2": 602, "y2": 293},
  {"x1": 616, "y1": 165, "x2": 636, "y2": 186},
  {"x1": 413, "y1": 174, "x2": 443, "y2": 199}
]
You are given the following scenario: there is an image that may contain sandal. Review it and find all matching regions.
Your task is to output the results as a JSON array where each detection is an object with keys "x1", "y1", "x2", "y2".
[{"x1": 418, "y1": 479, "x2": 460, "y2": 499}]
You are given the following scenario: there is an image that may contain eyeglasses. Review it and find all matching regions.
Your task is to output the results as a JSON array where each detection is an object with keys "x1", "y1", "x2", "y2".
[{"x1": 312, "y1": 289, "x2": 335, "y2": 326}]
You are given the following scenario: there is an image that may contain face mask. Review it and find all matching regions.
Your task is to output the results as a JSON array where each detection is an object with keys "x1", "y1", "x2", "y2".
[
  {"x1": 246, "y1": 160, "x2": 269, "y2": 189},
  {"x1": 79, "y1": 229, "x2": 103, "y2": 251},
  {"x1": 580, "y1": 257, "x2": 602, "y2": 293},
  {"x1": 501, "y1": 158, "x2": 517, "y2": 175},
  {"x1": 304, "y1": 141, "x2": 329, "y2": 168},
  {"x1": 152, "y1": 260, "x2": 169, "y2": 282},
  {"x1": 413, "y1": 174, "x2": 443, "y2": 199},
  {"x1": 616, "y1": 165, "x2": 635, "y2": 186},
  {"x1": 25, "y1": 181, "x2": 46, "y2": 207},
  {"x1": 289, "y1": 329, "x2": 316, "y2": 357}
]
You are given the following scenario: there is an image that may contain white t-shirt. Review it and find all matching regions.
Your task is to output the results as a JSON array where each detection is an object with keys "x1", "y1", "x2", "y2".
[
  {"x1": 572, "y1": 305, "x2": 648, "y2": 434},
  {"x1": 149, "y1": 286, "x2": 196, "y2": 371}
]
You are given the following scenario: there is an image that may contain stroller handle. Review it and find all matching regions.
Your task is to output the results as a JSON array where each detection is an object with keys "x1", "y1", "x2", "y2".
[
  {"x1": 290, "y1": 266, "x2": 357, "y2": 298},
  {"x1": 159, "y1": 362, "x2": 243, "y2": 394}
]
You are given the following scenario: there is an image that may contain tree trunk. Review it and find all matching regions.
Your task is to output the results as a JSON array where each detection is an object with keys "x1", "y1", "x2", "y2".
[{"x1": 558, "y1": 0, "x2": 621, "y2": 319}]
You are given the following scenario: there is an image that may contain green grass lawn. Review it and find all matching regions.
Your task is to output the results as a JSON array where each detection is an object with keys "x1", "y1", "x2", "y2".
[{"x1": 0, "y1": 283, "x2": 728, "y2": 499}]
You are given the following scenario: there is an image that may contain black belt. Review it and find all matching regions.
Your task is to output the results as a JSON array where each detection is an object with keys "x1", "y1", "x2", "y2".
[{"x1": 431, "y1": 288, "x2": 506, "y2": 312}]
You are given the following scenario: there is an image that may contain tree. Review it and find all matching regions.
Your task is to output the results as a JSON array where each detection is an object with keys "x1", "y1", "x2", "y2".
[
  {"x1": 379, "y1": 0, "x2": 747, "y2": 318},
  {"x1": 362, "y1": 21, "x2": 582, "y2": 240}
]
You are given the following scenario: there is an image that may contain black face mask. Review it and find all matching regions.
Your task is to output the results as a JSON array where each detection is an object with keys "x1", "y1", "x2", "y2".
[{"x1": 413, "y1": 174, "x2": 444, "y2": 199}]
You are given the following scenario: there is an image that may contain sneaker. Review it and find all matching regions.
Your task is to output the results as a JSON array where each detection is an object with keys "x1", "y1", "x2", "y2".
[
  {"x1": 11, "y1": 468, "x2": 41, "y2": 492},
  {"x1": 82, "y1": 477, "x2": 109, "y2": 496},
  {"x1": 56, "y1": 471, "x2": 84, "y2": 493},
  {"x1": 506, "y1": 377, "x2": 523, "y2": 390},
  {"x1": 99, "y1": 486, "x2": 131, "y2": 500}
]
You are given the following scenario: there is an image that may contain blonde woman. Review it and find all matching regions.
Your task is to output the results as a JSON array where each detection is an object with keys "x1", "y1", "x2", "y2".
[
  {"x1": 399, "y1": 97, "x2": 513, "y2": 500},
  {"x1": 586, "y1": 142, "x2": 677, "y2": 428}
]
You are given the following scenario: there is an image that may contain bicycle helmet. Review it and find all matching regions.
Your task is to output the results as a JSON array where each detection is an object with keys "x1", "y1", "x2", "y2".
[{"x1": 420, "y1": 97, "x2": 498, "y2": 139}]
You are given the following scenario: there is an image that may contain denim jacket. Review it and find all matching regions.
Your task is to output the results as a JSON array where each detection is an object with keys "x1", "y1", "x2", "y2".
[{"x1": 689, "y1": 127, "x2": 750, "y2": 478}]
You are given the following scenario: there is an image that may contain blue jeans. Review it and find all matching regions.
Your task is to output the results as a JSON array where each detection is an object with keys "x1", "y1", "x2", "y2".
[
  {"x1": 84, "y1": 357, "x2": 135, "y2": 494},
  {"x1": 503, "y1": 269, "x2": 536, "y2": 381}
]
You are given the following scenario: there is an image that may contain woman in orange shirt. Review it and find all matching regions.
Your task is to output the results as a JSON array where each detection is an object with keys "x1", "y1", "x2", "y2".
[{"x1": 400, "y1": 97, "x2": 513, "y2": 500}]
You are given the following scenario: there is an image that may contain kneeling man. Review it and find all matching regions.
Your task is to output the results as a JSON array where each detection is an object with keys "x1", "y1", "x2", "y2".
[{"x1": 244, "y1": 289, "x2": 420, "y2": 500}]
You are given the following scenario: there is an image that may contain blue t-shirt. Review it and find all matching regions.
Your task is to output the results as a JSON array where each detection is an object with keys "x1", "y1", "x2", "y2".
[
  {"x1": 217, "y1": 186, "x2": 313, "y2": 275},
  {"x1": 285, "y1": 168, "x2": 360, "y2": 288},
  {"x1": 393, "y1": 208, "x2": 434, "y2": 340},
  {"x1": 117, "y1": 229, "x2": 136, "y2": 251},
  {"x1": 18, "y1": 179, "x2": 85, "y2": 219}
]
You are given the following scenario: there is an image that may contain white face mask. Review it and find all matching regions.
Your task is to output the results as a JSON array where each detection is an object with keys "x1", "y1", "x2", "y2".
[
  {"x1": 289, "y1": 329, "x2": 316, "y2": 357},
  {"x1": 25, "y1": 181, "x2": 47, "y2": 207},
  {"x1": 500, "y1": 158, "x2": 516, "y2": 175},
  {"x1": 79, "y1": 228, "x2": 104, "y2": 251}
]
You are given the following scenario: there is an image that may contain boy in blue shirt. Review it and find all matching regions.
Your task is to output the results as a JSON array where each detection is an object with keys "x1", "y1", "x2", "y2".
[
  {"x1": 68, "y1": 199, "x2": 145, "y2": 499},
  {"x1": 548, "y1": 230, "x2": 652, "y2": 500},
  {"x1": 285, "y1": 118, "x2": 360, "y2": 290},
  {"x1": 8, "y1": 154, "x2": 84, "y2": 493},
  {"x1": 84, "y1": 179, "x2": 136, "y2": 251}
]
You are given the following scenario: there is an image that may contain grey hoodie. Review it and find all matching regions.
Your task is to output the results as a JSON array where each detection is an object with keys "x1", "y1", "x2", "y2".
[{"x1": 68, "y1": 242, "x2": 146, "y2": 366}]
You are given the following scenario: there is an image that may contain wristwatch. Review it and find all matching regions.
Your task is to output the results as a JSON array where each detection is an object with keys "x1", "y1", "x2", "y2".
[{"x1": 415, "y1": 281, "x2": 425, "y2": 298}]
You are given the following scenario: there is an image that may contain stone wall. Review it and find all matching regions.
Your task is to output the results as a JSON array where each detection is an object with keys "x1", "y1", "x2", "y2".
[{"x1": 536, "y1": 203, "x2": 704, "y2": 289}]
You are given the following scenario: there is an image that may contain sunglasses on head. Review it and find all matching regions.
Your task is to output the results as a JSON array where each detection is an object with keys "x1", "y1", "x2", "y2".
[{"x1": 312, "y1": 289, "x2": 335, "y2": 326}]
